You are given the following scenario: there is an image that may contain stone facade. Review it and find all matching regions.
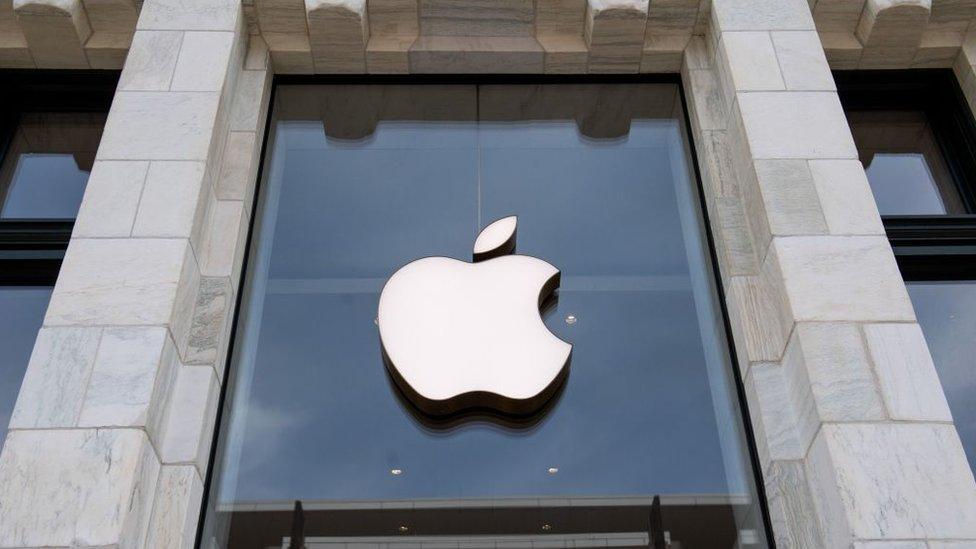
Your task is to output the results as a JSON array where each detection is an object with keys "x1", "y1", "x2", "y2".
[{"x1": 1, "y1": 0, "x2": 976, "y2": 547}]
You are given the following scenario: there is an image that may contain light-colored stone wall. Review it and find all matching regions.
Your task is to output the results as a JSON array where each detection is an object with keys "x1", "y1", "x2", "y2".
[
  {"x1": 2, "y1": 0, "x2": 976, "y2": 548},
  {"x1": 685, "y1": 0, "x2": 976, "y2": 546},
  {"x1": 0, "y1": 1, "x2": 271, "y2": 547}
]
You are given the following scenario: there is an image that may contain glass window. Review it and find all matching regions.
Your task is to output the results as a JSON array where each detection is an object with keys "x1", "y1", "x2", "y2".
[
  {"x1": 0, "y1": 287, "x2": 51, "y2": 445},
  {"x1": 201, "y1": 82, "x2": 769, "y2": 549},
  {"x1": 907, "y1": 281, "x2": 976, "y2": 472},
  {"x1": 847, "y1": 109, "x2": 964, "y2": 215},
  {"x1": 0, "y1": 112, "x2": 105, "y2": 219}
]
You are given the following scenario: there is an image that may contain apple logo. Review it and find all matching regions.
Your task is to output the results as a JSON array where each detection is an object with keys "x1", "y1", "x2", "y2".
[{"x1": 378, "y1": 216, "x2": 572, "y2": 418}]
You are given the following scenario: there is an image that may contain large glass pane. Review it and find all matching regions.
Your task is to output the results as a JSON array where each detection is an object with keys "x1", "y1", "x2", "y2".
[
  {"x1": 0, "y1": 287, "x2": 52, "y2": 450},
  {"x1": 202, "y1": 83, "x2": 769, "y2": 549},
  {"x1": 907, "y1": 281, "x2": 976, "y2": 473},
  {"x1": 0, "y1": 112, "x2": 105, "y2": 219},
  {"x1": 846, "y1": 110, "x2": 964, "y2": 215}
]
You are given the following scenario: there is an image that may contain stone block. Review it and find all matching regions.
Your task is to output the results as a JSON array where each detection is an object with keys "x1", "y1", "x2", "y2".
[
  {"x1": 735, "y1": 91, "x2": 859, "y2": 159},
  {"x1": 808, "y1": 159, "x2": 884, "y2": 236},
  {"x1": 771, "y1": 30, "x2": 835, "y2": 90},
  {"x1": 726, "y1": 248, "x2": 792, "y2": 362},
  {"x1": 772, "y1": 236, "x2": 916, "y2": 322},
  {"x1": 202, "y1": 199, "x2": 246, "y2": 278},
  {"x1": 245, "y1": 34, "x2": 271, "y2": 70},
  {"x1": 644, "y1": 0, "x2": 697, "y2": 36},
  {"x1": 820, "y1": 30, "x2": 863, "y2": 69},
  {"x1": 584, "y1": 0, "x2": 648, "y2": 73},
  {"x1": 863, "y1": 323, "x2": 953, "y2": 422},
  {"x1": 73, "y1": 161, "x2": 148, "y2": 237},
  {"x1": 99, "y1": 91, "x2": 221, "y2": 161},
  {"x1": 306, "y1": 0, "x2": 369, "y2": 73},
  {"x1": 684, "y1": 69, "x2": 728, "y2": 132},
  {"x1": 159, "y1": 365, "x2": 220, "y2": 474},
  {"x1": 132, "y1": 161, "x2": 208, "y2": 241},
  {"x1": 185, "y1": 277, "x2": 232, "y2": 366},
  {"x1": 264, "y1": 31, "x2": 315, "y2": 73},
  {"x1": 717, "y1": 31, "x2": 784, "y2": 92},
  {"x1": 811, "y1": 0, "x2": 867, "y2": 33},
  {"x1": 420, "y1": 0, "x2": 534, "y2": 36},
  {"x1": 0, "y1": 30, "x2": 34, "y2": 68},
  {"x1": 856, "y1": 0, "x2": 930, "y2": 68},
  {"x1": 764, "y1": 460, "x2": 824, "y2": 549},
  {"x1": 9, "y1": 327, "x2": 101, "y2": 429},
  {"x1": 710, "y1": 0, "x2": 815, "y2": 32},
  {"x1": 145, "y1": 465, "x2": 204, "y2": 549},
  {"x1": 46, "y1": 238, "x2": 193, "y2": 327},
  {"x1": 13, "y1": 0, "x2": 91, "y2": 68},
  {"x1": 639, "y1": 34, "x2": 685, "y2": 72},
  {"x1": 80, "y1": 0, "x2": 139, "y2": 32},
  {"x1": 230, "y1": 69, "x2": 271, "y2": 132},
  {"x1": 139, "y1": 0, "x2": 241, "y2": 32},
  {"x1": 537, "y1": 33, "x2": 588, "y2": 73},
  {"x1": 748, "y1": 159, "x2": 828, "y2": 247},
  {"x1": 366, "y1": 34, "x2": 414, "y2": 73},
  {"x1": 409, "y1": 35, "x2": 544, "y2": 73},
  {"x1": 84, "y1": 30, "x2": 133, "y2": 69},
  {"x1": 255, "y1": 0, "x2": 307, "y2": 33},
  {"x1": 0, "y1": 429, "x2": 160, "y2": 547},
  {"x1": 77, "y1": 328, "x2": 178, "y2": 448},
  {"x1": 746, "y1": 363, "x2": 804, "y2": 462},
  {"x1": 806, "y1": 423, "x2": 976, "y2": 545},
  {"x1": 118, "y1": 30, "x2": 182, "y2": 91},
  {"x1": 368, "y1": 0, "x2": 419, "y2": 37},
  {"x1": 535, "y1": 0, "x2": 585, "y2": 36},
  {"x1": 216, "y1": 131, "x2": 258, "y2": 202},
  {"x1": 171, "y1": 31, "x2": 237, "y2": 91},
  {"x1": 782, "y1": 322, "x2": 886, "y2": 450}
]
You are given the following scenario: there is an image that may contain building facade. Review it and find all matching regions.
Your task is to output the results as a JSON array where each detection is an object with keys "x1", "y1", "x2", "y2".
[{"x1": 1, "y1": 0, "x2": 976, "y2": 547}]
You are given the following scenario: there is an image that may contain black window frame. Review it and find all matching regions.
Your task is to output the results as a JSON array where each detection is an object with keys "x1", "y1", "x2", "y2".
[
  {"x1": 0, "y1": 70, "x2": 119, "y2": 286},
  {"x1": 834, "y1": 69, "x2": 976, "y2": 281}
]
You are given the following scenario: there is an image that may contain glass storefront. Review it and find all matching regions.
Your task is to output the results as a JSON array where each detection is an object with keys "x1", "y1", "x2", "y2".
[{"x1": 200, "y1": 81, "x2": 769, "y2": 549}]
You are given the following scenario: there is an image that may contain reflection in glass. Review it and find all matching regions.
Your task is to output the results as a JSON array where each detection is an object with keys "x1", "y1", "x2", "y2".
[
  {"x1": 0, "y1": 287, "x2": 52, "y2": 450},
  {"x1": 907, "y1": 281, "x2": 976, "y2": 473},
  {"x1": 847, "y1": 109, "x2": 963, "y2": 215},
  {"x1": 201, "y1": 83, "x2": 769, "y2": 548},
  {"x1": 0, "y1": 112, "x2": 105, "y2": 219}
]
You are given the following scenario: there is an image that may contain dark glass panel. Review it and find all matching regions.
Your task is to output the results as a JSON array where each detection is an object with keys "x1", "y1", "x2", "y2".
[
  {"x1": 0, "y1": 287, "x2": 51, "y2": 450},
  {"x1": 907, "y1": 281, "x2": 976, "y2": 473}
]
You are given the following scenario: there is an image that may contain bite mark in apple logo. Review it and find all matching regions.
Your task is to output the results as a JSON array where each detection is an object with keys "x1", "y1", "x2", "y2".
[{"x1": 378, "y1": 216, "x2": 573, "y2": 418}]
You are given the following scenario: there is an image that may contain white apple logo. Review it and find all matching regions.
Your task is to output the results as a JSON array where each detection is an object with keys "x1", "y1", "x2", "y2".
[{"x1": 378, "y1": 216, "x2": 572, "y2": 417}]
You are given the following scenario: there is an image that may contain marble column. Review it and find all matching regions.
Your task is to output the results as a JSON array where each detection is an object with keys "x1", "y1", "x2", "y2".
[
  {"x1": 0, "y1": 1, "x2": 270, "y2": 547},
  {"x1": 683, "y1": 0, "x2": 976, "y2": 546}
]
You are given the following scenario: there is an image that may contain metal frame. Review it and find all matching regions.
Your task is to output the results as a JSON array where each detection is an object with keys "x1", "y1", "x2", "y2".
[
  {"x1": 0, "y1": 70, "x2": 119, "y2": 285},
  {"x1": 835, "y1": 69, "x2": 976, "y2": 281}
]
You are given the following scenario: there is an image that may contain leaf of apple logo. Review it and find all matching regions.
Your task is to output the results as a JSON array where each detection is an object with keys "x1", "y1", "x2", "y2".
[{"x1": 378, "y1": 216, "x2": 573, "y2": 418}]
